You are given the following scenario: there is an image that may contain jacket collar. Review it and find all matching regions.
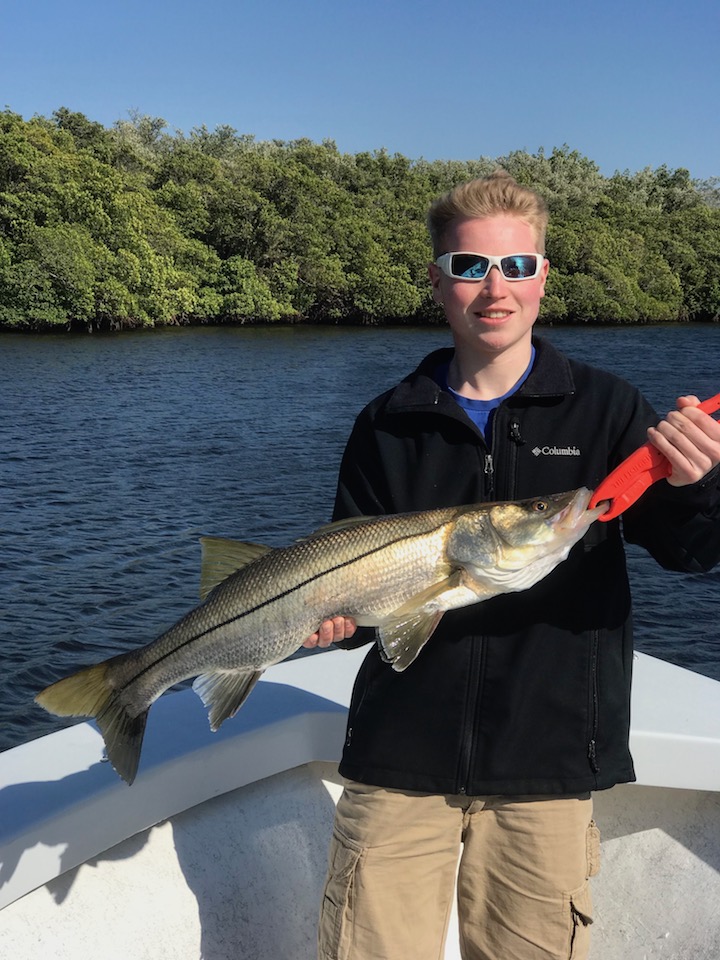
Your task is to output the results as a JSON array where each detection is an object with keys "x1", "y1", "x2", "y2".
[{"x1": 385, "y1": 335, "x2": 576, "y2": 415}]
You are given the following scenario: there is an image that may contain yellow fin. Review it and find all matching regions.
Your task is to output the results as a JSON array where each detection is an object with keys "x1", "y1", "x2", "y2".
[
  {"x1": 192, "y1": 668, "x2": 264, "y2": 730},
  {"x1": 296, "y1": 514, "x2": 376, "y2": 540},
  {"x1": 36, "y1": 661, "x2": 112, "y2": 718},
  {"x1": 36, "y1": 662, "x2": 148, "y2": 785},
  {"x1": 377, "y1": 610, "x2": 444, "y2": 672},
  {"x1": 375, "y1": 574, "x2": 461, "y2": 672},
  {"x1": 199, "y1": 536, "x2": 272, "y2": 600}
]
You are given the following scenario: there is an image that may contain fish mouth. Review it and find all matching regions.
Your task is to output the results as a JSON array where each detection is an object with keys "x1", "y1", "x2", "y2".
[{"x1": 553, "y1": 488, "x2": 605, "y2": 530}]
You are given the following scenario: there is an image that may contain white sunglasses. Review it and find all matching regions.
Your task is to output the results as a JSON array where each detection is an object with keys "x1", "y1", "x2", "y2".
[{"x1": 435, "y1": 252, "x2": 546, "y2": 281}]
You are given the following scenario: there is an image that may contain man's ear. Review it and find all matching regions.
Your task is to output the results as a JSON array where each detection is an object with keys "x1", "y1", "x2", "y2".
[{"x1": 428, "y1": 263, "x2": 443, "y2": 304}]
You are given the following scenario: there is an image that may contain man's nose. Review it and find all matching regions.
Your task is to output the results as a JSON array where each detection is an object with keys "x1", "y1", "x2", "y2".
[{"x1": 480, "y1": 265, "x2": 507, "y2": 293}]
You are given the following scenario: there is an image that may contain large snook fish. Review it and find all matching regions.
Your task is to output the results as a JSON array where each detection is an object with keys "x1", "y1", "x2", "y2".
[{"x1": 36, "y1": 488, "x2": 603, "y2": 784}]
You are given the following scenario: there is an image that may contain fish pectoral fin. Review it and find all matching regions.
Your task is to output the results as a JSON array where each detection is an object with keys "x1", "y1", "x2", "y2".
[
  {"x1": 376, "y1": 610, "x2": 444, "y2": 672},
  {"x1": 192, "y1": 668, "x2": 264, "y2": 730},
  {"x1": 376, "y1": 575, "x2": 463, "y2": 672},
  {"x1": 199, "y1": 537, "x2": 272, "y2": 600}
]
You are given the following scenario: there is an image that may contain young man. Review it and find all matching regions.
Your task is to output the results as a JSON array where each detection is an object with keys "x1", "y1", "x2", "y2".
[{"x1": 306, "y1": 172, "x2": 720, "y2": 960}]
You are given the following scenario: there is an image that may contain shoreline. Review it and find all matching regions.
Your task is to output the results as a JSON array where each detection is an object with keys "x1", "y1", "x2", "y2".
[{"x1": 1, "y1": 315, "x2": 716, "y2": 336}]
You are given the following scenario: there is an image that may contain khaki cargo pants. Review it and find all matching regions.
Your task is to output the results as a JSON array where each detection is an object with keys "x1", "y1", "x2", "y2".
[{"x1": 318, "y1": 781, "x2": 600, "y2": 960}]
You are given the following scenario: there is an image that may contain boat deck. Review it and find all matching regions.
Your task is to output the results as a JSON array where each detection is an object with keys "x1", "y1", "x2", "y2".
[{"x1": 1, "y1": 648, "x2": 719, "y2": 959}]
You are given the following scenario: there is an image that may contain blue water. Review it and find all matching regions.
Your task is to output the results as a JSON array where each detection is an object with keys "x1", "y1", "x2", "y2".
[{"x1": 1, "y1": 323, "x2": 719, "y2": 752}]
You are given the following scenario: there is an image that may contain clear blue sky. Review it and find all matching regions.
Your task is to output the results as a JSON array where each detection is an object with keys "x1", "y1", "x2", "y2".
[{"x1": 2, "y1": 0, "x2": 719, "y2": 180}]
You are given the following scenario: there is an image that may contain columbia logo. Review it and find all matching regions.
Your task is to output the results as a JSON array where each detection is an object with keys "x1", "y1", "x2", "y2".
[{"x1": 532, "y1": 445, "x2": 582, "y2": 457}]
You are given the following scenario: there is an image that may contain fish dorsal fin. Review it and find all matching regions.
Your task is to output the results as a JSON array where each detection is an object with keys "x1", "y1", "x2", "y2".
[
  {"x1": 297, "y1": 514, "x2": 376, "y2": 541},
  {"x1": 199, "y1": 536, "x2": 272, "y2": 600},
  {"x1": 192, "y1": 668, "x2": 264, "y2": 730}
]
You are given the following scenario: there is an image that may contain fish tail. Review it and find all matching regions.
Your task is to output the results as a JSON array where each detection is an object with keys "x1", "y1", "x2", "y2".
[{"x1": 36, "y1": 663, "x2": 148, "y2": 785}]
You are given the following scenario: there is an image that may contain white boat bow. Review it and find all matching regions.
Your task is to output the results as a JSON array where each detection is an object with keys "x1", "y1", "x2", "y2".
[{"x1": 1, "y1": 648, "x2": 719, "y2": 959}]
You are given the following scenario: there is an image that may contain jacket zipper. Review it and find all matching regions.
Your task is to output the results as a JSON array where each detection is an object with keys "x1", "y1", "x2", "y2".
[
  {"x1": 458, "y1": 409, "x2": 526, "y2": 792},
  {"x1": 509, "y1": 418, "x2": 524, "y2": 445},
  {"x1": 588, "y1": 629, "x2": 600, "y2": 776},
  {"x1": 506, "y1": 415, "x2": 524, "y2": 499},
  {"x1": 457, "y1": 434, "x2": 500, "y2": 793},
  {"x1": 488, "y1": 406, "x2": 524, "y2": 502},
  {"x1": 457, "y1": 638, "x2": 484, "y2": 793},
  {"x1": 483, "y1": 452, "x2": 494, "y2": 498}
]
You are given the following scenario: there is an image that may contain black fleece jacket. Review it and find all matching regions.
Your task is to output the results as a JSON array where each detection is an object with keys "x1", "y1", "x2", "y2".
[{"x1": 334, "y1": 337, "x2": 720, "y2": 796}]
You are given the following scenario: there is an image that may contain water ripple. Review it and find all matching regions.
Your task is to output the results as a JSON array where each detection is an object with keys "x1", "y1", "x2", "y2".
[{"x1": 1, "y1": 324, "x2": 719, "y2": 752}]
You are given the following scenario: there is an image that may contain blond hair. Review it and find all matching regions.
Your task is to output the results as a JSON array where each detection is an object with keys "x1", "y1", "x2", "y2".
[{"x1": 427, "y1": 170, "x2": 549, "y2": 256}]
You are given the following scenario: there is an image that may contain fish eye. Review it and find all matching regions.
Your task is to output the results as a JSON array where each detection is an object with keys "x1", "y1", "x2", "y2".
[{"x1": 532, "y1": 499, "x2": 549, "y2": 512}]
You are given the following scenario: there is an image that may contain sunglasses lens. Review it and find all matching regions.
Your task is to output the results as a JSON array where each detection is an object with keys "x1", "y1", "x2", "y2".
[
  {"x1": 501, "y1": 255, "x2": 539, "y2": 279},
  {"x1": 441, "y1": 253, "x2": 542, "y2": 280},
  {"x1": 450, "y1": 254, "x2": 490, "y2": 279}
]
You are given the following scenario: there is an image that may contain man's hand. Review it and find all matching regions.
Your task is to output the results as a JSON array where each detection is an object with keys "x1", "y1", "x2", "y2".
[
  {"x1": 648, "y1": 396, "x2": 720, "y2": 486},
  {"x1": 302, "y1": 616, "x2": 357, "y2": 649}
]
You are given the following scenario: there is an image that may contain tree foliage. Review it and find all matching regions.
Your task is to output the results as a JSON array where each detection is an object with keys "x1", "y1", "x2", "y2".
[{"x1": 0, "y1": 109, "x2": 718, "y2": 331}]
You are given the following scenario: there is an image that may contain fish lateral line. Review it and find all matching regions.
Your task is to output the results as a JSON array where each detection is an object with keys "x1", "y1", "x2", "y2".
[{"x1": 79, "y1": 519, "x2": 457, "y2": 692}]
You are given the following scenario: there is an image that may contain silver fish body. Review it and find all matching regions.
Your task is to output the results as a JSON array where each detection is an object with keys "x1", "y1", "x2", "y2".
[{"x1": 36, "y1": 487, "x2": 603, "y2": 783}]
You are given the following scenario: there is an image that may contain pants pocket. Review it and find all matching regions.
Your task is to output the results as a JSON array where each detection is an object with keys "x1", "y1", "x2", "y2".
[
  {"x1": 318, "y1": 828, "x2": 364, "y2": 960},
  {"x1": 566, "y1": 881, "x2": 593, "y2": 960},
  {"x1": 562, "y1": 819, "x2": 599, "y2": 959},
  {"x1": 586, "y1": 819, "x2": 601, "y2": 878}
]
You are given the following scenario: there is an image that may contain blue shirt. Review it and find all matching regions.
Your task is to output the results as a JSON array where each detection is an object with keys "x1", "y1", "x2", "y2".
[{"x1": 435, "y1": 347, "x2": 536, "y2": 446}]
